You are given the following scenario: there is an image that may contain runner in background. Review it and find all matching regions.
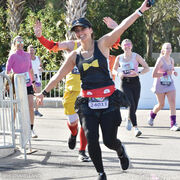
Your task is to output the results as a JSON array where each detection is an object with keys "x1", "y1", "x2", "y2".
[
  {"x1": 113, "y1": 39, "x2": 150, "y2": 137},
  {"x1": 28, "y1": 45, "x2": 44, "y2": 117},
  {"x1": 148, "y1": 42, "x2": 180, "y2": 131},
  {"x1": 6, "y1": 36, "x2": 38, "y2": 138}
]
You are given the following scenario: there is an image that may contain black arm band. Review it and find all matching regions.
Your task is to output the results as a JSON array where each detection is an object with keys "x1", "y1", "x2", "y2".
[
  {"x1": 139, "y1": 10, "x2": 143, "y2": 15},
  {"x1": 136, "y1": 9, "x2": 143, "y2": 16},
  {"x1": 32, "y1": 80, "x2": 35, "y2": 84},
  {"x1": 42, "y1": 90, "x2": 48, "y2": 97}
]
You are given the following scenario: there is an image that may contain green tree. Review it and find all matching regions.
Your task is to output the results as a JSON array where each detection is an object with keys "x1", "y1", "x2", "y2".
[
  {"x1": 177, "y1": 0, "x2": 180, "y2": 47},
  {"x1": 86, "y1": 0, "x2": 146, "y2": 57},
  {"x1": 153, "y1": 18, "x2": 180, "y2": 52},
  {"x1": 1, "y1": 0, "x2": 179, "y2": 68},
  {"x1": 0, "y1": 7, "x2": 10, "y2": 64},
  {"x1": 26, "y1": 0, "x2": 46, "y2": 12},
  {"x1": 0, "y1": 0, "x2": 7, "y2": 7},
  {"x1": 46, "y1": 0, "x2": 66, "y2": 10},
  {"x1": 144, "y1": 0, "x2": 178, "y2": 58},
  {"x1": 18, "y1": 6, "x2": 66, "y2": 70}
]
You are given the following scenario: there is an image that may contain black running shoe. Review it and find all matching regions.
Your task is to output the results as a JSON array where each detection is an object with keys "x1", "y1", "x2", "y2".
[
  {"x1": 78, "y1": 150, "x2": 90, "y2": 162},
  {"x1": 119, "y1": 144, "x2": 129, "y2": 170},
  {"x1": 97, "y1": 173, "x2": 107, "y2": 180},
  {"x1": 68, "y1": 133, "x2": 77, "y2": 149}
]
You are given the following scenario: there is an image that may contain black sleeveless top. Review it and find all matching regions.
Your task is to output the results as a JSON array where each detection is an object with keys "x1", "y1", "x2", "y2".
[{"x1": 76, "y1": 41, "x2": 114, "y2": 90}]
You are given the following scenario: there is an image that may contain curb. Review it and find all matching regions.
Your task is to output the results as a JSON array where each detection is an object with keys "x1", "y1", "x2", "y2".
[{"x1": 0, "y1": 148, "x2": 15, "y2": 159}]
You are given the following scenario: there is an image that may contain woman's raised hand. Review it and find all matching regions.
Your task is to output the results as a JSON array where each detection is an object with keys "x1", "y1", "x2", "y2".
[
  {"x1": 34, "y1": 20, "x2": 42, "y2": 38},
  {"x1": 103, "y1": 17, "x2": 118, "y2": 30},
  {"x1": 139, "y1": 0, "x2": 152, "y2": 13}
]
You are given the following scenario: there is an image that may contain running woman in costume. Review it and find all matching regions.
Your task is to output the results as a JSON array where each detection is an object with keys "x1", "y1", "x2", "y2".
[
  {"x1": 34, "y1": 17, "x2": 119, "y2": 162},
  {"x1": 148, "y1": 42, "x2": 179, "y2": 131},
  {"x1": 6, "y1": 36, "x2": 38, "y2": 138},
  {"x1": 28, "y1": 45, "x2": 43, "y2": 117},
  {"x1": 113, "y1": 39, "x2": 149, "y2": 137},
  {"x1": 36, "y1": 1, "x2": 151, "y2": 179}
]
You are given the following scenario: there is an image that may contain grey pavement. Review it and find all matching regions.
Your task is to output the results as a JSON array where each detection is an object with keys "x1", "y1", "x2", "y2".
[{"x1": 0, "y1": 108, "x2": 180, "y2": 180}]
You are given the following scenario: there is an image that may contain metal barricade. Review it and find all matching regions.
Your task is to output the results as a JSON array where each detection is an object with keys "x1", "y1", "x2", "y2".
[
  {"x1": 0, "y1": 73, "x2": 32, "y2": 160},
  {"x1": 0, "y1": 73, "x2": 15, "y2": 157},
  {"x1": 14, "y1": 74, "x2": 31, "y2": 160},
  {"x1": 41, "y1": 70, "x2": 65, "y2": 98}
]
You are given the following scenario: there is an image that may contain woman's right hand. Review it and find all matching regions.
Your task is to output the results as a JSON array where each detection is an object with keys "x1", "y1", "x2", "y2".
[
  {"x1": 174, "y1": 71, "x2": 178, "y2": 77},
  {"x1": 167, "y1": 69, "x2": 173, "y2": 75},
  {"x1": 139, "y1": 0, "x2": 151, "y2": 13},
  {"x1": 34, "y1": 20, "x2": 42, "y2": 38},
  {"x1": 35, "y1": 92, "x2": 44, "y2": 105},
  {"x1": 118, "y1": 72, "x2": 124, "y2": 80}
]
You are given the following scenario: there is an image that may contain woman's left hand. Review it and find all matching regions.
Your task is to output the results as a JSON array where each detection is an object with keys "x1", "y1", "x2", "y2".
[
  {"x1": 32, "y1": 83, "x2": 36, "y2": 92},
  {"x1": 129, "y1": 70, "x2": 139, "y2": 77},
  {"x1": 174, "y1": 71, "x2": 178, "y2": 77}
]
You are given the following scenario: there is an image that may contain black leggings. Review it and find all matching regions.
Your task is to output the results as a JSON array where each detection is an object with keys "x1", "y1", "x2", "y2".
[
  {"x1": 78, "y1": 102, "x2": 122, "y2": 173},
  {"x1": 121, "y1": 77, "x2": 141, "y2": 126}
]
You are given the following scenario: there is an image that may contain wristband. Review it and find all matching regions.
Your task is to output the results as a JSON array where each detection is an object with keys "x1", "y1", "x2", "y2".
[
  {"x1": 32, "y1": 80, "x2": 35, "y2": 84},
  {"x1": 42, "y1": 90, "x2": 48, "y2": 97},
  {"x1": 163, "y1": 72, "x2": 168, "y2": 76},
  {"x1": 136, "y1": 9, "x2": 143, "y2": 16}
]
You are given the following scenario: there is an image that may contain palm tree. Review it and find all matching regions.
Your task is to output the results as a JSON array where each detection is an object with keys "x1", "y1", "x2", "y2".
[
  {"x1": 46, "y1": 0, "x2": 66, "y2": 10},
  {"x1": 7, "y1": 0, "x2": 25, "y2": 35},
  {"x1": 26, "y1": 0, "x2": 45, "y2": 12},
  {"x1": 177, "y1": 1, "x2": 180, "y2": 46},
  {"x1": 65, "y1": 0, "x2": 87, "y2": 40},
  {"x1": 0, "y1": 0, "x2": 6, "y2": 7}
]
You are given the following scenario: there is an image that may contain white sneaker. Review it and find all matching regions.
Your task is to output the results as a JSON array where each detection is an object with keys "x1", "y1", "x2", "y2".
[
  {"x1": 148, "y1": 117, "x2": 154, "y2": 126},
  {"x1": 170, "y1": 124, "x2": 180, "y2": 131},
  {"x1": 78, "y1": 150, "x2": 90, "y2": 162},
  {"x1": 134, "y1": 127, "x2": 142, "y2": 137},
  {"x1": 125, "y1": 118, "x2": 132, "y2": 131},
  {"x1": 31, "y1": 130, "x2": 38, "y2": 138}
]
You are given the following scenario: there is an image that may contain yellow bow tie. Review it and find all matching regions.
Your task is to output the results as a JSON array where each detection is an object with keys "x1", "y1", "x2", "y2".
[{"x1": 83, "y1": 59, "x2": 99, "y2": 71}]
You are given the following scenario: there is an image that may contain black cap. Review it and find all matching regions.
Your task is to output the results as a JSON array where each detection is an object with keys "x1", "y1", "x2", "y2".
[{"x1": 71, "y1": 18, "x2": 92, "y2": 31}]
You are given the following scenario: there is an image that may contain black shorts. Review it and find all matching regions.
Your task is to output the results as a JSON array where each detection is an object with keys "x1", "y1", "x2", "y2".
[{"x1": 27, "y1": 85, "x2": 34, "y2": 95}]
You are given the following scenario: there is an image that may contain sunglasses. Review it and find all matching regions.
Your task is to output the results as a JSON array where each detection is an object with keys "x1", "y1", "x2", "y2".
[
  {"x1": 16, "y1": 41, "x2": 24, "y2": 44},
  {"x1": 123, "y1": 43, "x2": 132, "y2": 47}
]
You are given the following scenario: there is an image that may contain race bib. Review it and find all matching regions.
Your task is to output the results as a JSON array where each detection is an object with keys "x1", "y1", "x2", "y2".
[
  {"x1": 160, "y1": 75, "x2": 172, "y2": 86},
  {"x1": 88, "y1": 97, "x2": 109, "y2": 109},
  {"x1": 24, "y1": 72, "x2": 30, "y2": 84},
  {"x1": 34, "y1": 74, "x2": 38, "y2": 82},
  {"x1": 122, "y1": 62, "x2": 134, "y2": 74}
]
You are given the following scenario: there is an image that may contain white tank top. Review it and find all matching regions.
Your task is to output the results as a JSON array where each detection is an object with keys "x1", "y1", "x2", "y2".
[
  {"x1": 31, "y1": 56, "x2": 41, "y2": 83},
  {"x1": 118, "y1": 52, "x2": 139, "y2": 74}
]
